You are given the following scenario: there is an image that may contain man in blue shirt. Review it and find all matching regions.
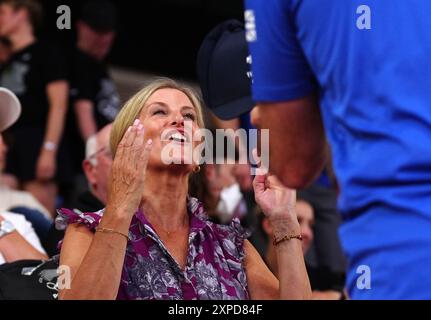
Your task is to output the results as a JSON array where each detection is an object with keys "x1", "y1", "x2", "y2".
[{"x1": 245, "y1": 0, "x2": 431, "y2": 299}]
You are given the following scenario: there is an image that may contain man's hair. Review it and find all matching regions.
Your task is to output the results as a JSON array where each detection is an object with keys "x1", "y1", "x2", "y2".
[
  {"x1": 85, "y1": 134, "x2": 98, "y2": 166},
  {"x1": 0, "y1": 0, "x2": 44, "y2": 31}
]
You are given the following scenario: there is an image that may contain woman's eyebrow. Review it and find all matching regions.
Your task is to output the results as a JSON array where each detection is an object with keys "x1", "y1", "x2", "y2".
[
  {"x1": 181, "y1": 106, "x2": 196, "y2": 112},
  {"x1": 146, "y1": 102, "x2": 168, "y2": 109}
]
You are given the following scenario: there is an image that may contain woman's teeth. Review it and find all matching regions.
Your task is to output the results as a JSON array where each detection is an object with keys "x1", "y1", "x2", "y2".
[{"x1": 170, "y1": 132, "x2": 186, "y2": 142}]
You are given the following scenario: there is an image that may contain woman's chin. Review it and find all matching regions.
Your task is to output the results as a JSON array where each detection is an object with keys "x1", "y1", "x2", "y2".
[
  {"x1": 150, "y1": 160, "x2": 194, "y2": 174},
  {"x1": 167, "y1": 162, "x2": 194, "y2": 174}
]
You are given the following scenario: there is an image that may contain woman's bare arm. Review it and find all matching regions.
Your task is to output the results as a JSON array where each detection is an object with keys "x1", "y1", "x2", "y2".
[
  {"x1": 244, "y1": 240, "x2": 279, "y2": 300},
  {"x1": 249, "y1": 172, "x2": 312, "y2": 300},
  {"x1": 59, "y1": 216, "x2": 130, "y2": 300},
  {"x1": 59, "y1": 119, "x2": 152, "y2": 300}
]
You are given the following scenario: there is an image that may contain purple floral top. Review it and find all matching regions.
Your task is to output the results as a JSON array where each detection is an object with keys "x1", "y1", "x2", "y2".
[{"x1": 56, "y1": 197, "x2": 250, "y2": 300}]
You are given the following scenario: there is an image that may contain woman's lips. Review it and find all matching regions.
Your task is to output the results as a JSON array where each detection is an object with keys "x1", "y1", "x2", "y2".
[{"x1": 161, "y1": 128, "x2": 191, "y2": 143}]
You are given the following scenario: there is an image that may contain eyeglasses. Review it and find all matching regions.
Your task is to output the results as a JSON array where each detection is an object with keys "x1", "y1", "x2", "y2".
[{"x1": 87, "y1": 146, "x2": 112, "y2": 160}]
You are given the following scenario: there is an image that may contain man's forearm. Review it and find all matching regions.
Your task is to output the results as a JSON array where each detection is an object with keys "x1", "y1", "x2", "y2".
[
  {"x1": 0, "y1": 232, "x2": 48, "y2": 262},
  {"x1": 74, "y1": 100, "x2": 98, "y2": 141},
  {"x1": 43, "y1": 81, "x2": 69, "y2": 151},
  {"x1": 252, "y1": 94, "x2": 326, "y2": 188}
]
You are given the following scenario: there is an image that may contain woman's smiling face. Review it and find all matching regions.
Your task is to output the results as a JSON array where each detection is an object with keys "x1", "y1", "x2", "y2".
[{"x1": 138, "y1": 88, "x2": 201, "y2": 172}]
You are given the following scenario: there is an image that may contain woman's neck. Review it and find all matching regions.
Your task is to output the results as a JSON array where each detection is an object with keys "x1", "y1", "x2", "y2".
[{"x1": 141, "y1": 168, "x2": 190, "y2": 233}]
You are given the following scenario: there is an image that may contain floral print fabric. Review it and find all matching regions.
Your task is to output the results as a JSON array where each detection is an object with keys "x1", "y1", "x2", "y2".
[{"x1": 56, "y1": 197, "x2": 250, "y2": 300}]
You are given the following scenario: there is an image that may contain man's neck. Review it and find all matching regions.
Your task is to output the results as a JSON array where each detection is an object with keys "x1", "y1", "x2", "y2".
[
  {"x1": 9, "y1": 26, "x2": 35, "y2": 53},
  {"x1": 77, "y1": 40, "x2": 103, "y2": 62}
]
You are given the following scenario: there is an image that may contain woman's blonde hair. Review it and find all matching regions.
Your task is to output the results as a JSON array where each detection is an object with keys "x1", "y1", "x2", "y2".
[{"x1": 110, "y1": 77, "x2": 205, "y2": 156}]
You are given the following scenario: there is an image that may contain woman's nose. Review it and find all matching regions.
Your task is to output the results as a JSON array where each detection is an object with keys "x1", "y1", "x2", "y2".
[{"x1": 171, "y1": 114, "x2": 185, "y2": 126}]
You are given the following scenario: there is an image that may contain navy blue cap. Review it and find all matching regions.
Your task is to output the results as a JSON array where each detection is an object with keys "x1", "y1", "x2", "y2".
[{"x1": 196, "y1": 20, "x2": 254, "y2": 120}]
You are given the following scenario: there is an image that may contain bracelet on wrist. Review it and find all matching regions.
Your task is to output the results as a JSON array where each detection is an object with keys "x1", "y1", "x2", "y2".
[
  {"x1": 95, "y1": 226, "x2": 129, "y2": 241},
  {"x1": 273, "y1": 233, "x2": 303, "y2": 246},
  {"x1": 43, "y1": 141, "x2": 57, "y2": 152}
]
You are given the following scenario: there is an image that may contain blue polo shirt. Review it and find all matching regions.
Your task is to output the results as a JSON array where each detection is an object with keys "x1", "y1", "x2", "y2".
[{"x1": 246, "y1": 0, "x2": 431, "y2": 299}]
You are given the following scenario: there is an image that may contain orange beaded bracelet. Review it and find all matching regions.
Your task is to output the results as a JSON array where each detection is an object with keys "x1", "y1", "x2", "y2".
[{"x1": 273, "y1": 234, "x2": 303, "y2": 246}]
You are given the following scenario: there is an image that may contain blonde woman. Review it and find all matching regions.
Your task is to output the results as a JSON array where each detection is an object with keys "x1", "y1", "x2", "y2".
[{"x1": 58, "y1": 78, "x2": 311, "y2": 300}]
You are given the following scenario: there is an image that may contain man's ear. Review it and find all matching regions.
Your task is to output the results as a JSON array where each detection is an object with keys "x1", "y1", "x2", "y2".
[{"x1": 82, "y1": 159, "x2": 97, "y2": 188}]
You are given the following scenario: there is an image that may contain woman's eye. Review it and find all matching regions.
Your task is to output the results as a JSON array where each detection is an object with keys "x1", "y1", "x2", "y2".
[
  {"x1": 153, "y1": 109, "x2": 166, "y2": 115},
  {"x1": 184, "y1": 113, "x2": 195, "y2": 120}
]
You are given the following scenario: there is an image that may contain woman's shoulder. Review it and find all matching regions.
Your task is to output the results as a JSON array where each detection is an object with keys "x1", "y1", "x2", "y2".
[{"x1": 55, "y1": 207, "x2": 105, "y2": 232}]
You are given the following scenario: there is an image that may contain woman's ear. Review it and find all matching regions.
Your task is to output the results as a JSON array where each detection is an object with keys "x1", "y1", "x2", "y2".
[{"x1": 82, "y1": 159, "x2": 97, "y2": 188}]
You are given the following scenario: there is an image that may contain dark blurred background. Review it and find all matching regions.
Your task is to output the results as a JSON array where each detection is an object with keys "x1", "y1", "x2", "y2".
[{"x1": 42, "y1": 0, "x2": 244, "y2": 80}]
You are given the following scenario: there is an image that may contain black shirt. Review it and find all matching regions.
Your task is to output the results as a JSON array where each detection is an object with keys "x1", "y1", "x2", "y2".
[
  {"x1": 70, "y1": 48, "x2": 121, "y2": 129},
  {"x1": 66, "y1": 48, "x2": 120, "y2": 173},
  {"x1": 0, "y1": 41, "x2": 68, "y2": 129}
]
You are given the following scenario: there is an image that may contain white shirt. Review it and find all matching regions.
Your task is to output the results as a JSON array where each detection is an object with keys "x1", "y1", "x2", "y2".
[
  {"x1": 0, "y1": 212, "x2": 46, "y2": 265},
  {"x1": 0, "y1": 186, "x2": 52, "y2": 221}
]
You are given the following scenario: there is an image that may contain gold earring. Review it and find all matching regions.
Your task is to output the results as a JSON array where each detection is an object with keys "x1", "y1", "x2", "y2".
[{"x1": 193, "y1": 165, "x2": 201, "y2": 173}]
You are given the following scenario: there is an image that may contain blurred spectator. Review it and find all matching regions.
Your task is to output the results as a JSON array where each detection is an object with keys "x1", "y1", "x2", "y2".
[
  {"x1": 44, "y1": 123, "x2": 112, "y2": 256},
  {"x1": 0, "y1": 36, "x2": 11, "y2": 65},
  {"x1": 189, "y1": 132, "x2": 256, "y2": 232},
  {"x1": 1, "y1": 127, "x2": 52, "y2": 244},
  {"x1": 204, "y1": 162, "x2": 246, "y2": 224},
  {"x1": 0, "y1": 86, "x2": 47, "y2": 264},
  {"x1": 0, "y1": 212, "x2": 47, "y2": 264},
  {"x1": 67, "y1": 0, "x2": 120, "y2": 174},
  {"x1": 77, "y1": 123, "x2": 112, "y2": 209},
  {"x1": 1, "y1": 134, "x2": 50, "y2": 219},
  {"x1": 0, "y1": 0, "x2": 70, "y2": 215},
  {"x1": 0, "y1": 88, "x2": 50, "y2": 219}
]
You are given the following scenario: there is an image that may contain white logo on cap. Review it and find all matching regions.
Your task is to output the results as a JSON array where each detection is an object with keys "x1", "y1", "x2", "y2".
[
  {"x1": 244, "y1": 10, "x2": 257, "y2": 42},
  {"x1": 246, "y1": 54, "x2": 253, "y2": 83}
]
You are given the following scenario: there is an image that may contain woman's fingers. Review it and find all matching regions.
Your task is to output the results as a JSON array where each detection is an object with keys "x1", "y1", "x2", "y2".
[
  {"x1": 138, "y1": 139, "x2": 153, "y2": 177},
  {"x1": 115, "y1": 121, "x2": 135, "y2": 162},
  {"x1": 252, "y1": 148, "x2": 261, "y2": 168},
  {"x1": 253, "y1": 173, "x2": 267, "y2": 194},
  {"x1": 132, "y1": 124, "x2": 145, "y2": 171},
  {"x1": 116, "y1": 119, "x2": 142, "y2": 167},
  {"x1": 124, "y1": 119, "x2": 140, "y2": 148}
]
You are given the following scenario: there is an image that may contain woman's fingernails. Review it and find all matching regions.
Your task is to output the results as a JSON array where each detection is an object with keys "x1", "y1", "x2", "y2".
[
  {"x1": 133, "y1": 119, "x2": 140, "y2": 126},
  {"x1": 138, "y1": 124, "x2": 144, "y2": 130},
  {"x1": 127, "y1": 126, "x2": 132, "y2": 133},
  {"x1": 147, "y1": 139, "x2": 153, "y2": 145}
]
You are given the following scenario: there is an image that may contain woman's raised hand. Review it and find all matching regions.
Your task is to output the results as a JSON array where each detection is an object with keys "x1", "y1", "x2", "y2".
[
  {"x1": 106, "y1": 119, "x2": 153, "y2": 219},
  {"x1": 252, "y1": 149, "x2": 300, "y2": 237}
]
